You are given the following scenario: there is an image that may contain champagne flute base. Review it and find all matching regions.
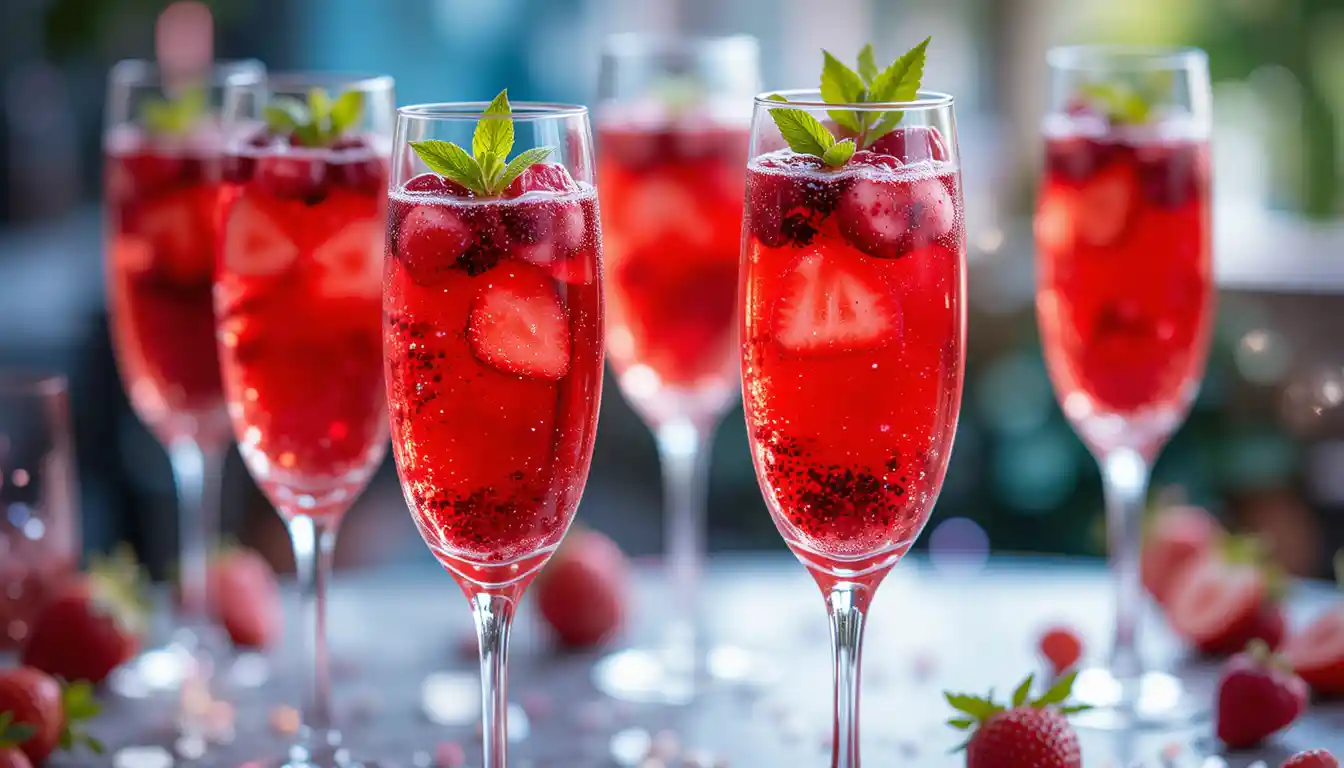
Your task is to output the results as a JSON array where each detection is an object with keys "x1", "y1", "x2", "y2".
[
  {"x1": 1070, "y1": 666, "x2": 1209, "y2": 731},
  {"x1": 591, "y1": 643, "x2": 774, "y2": 705}
]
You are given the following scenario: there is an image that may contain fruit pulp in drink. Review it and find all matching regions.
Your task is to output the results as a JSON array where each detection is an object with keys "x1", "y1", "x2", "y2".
[{"x1": 740, "y1": 134, "x2": 965, "y2": 571}]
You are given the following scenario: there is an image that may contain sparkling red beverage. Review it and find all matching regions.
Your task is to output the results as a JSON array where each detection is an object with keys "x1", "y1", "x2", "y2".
[
  {"x1": 1035, "y1": 118, "x2": 1212, "y2": 448},
  {"x1": 384, "y1": 170, "x2": 604, "y2": 585},
  {"x1": 741, "y1": 135, "x2": 965, "y2": 573},
  {"x1": 216, "y1": 135, "x2": 390, "y2": 515},
  {"x1": 598, "y1": 123, "x2": 746, "y2": 416},
  {"x1": 105, "y1": 126, "x2": 228, "y2": 442}
]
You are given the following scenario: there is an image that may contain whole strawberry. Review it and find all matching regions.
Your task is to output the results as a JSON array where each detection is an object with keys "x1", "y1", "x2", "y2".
[
  {"x1": 209, "y1": 546, "x2": 282, "y2": 649},
  {"x1": 1167, "y1": 536, "x2": 1286, "y2": 656},
  {"x1": 1282, "y1": 750, "x2": 1338, "y2": 768},
  {"x1": 21, "y1": 548, "x2": 147, "y2": 686},
  {"x1": 1038, "y1": 625, "x2": 1083, "y2": 677},
  {"x1": 534, "y1": 527, "x2": 628, "y2": 648},
  {"x1": 1216, "y1": 639, "x2": 1307, "y2": 749},
  {"x1": 0, "y1": 668, "x2": 99, "y2": 762},
  {"x1": 1283, "y1": 551, "x2": 1344, "y2": 696},
  {"x1": 1140, "y1": 504, "x2": 1222, "y2": 605},
  {"x1": 946, "y1": 672, "x2": 1089, "y2": 768}
]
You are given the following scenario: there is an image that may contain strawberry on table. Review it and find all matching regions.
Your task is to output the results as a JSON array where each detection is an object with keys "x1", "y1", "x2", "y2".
[
  {"x1": 1140, "y1": 504, "x2": 1222, "y2": 606},
  {"x1": 1283, "y1": 750, "x2": 1339, "y2": 768},
  {"x1": 946, "y1": 672, "x2": 1088, "y2": 768},
  {"x1": 0, "y1": 670, "x2": 101, "y2": 764},
  {"x1": 209, "y1": 546, "x2": 282, "y2": 649},
  {"x1": 20, "y1": 548, "x2": 147, "y2": 686},
  {"x1": 1166, "y1": 535, "x2": 1286, "y2": 656},
  {"x1": 1216, "y1": 639, "x2": 1308, "y2": 750},
  {"x1": 1284, "y1": 552, "x2": 1344, "y2": 696},
  {"x1": 0, "y1": 714, "x2": 33, "y2": 768},
  {"x1": 534, "y1": 527, "x2": 629, "y2": 649},
  {"x1": 1038, "y1": 625, "x2": 1083, "y2": 677}
]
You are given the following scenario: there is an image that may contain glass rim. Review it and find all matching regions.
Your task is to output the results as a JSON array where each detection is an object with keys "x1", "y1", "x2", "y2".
[
  {"x1": 0, "y1": 372, "x2": 67, "y2": 397},
  {"x1": 259, "y1": 71, "x2": 395, "y2": 94},
  {"x1": 1046, "y1": 44, "x2": 1208, "y2": 72},
  {"x1": 109, "y1": 58, "x2": 265, "y2": 87},
  {"x1": 602, "y1": 32, "x2": 760, "y2": 58},
  {"x1": 754, "y1": 88, "x2": 954, "y2": 112},
  {"x1": 398, "y1": 101, "x2": 589, "y2": 122}
]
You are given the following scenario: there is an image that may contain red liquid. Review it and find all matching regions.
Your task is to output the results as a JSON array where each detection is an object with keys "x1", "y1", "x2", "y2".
[
  {"x1": 384, "y1": 176, "x2": 604, "y2": 587},
  {"x1": 216, "y1": 139, "x2": 390, "y2": 516},
  {"x1": 105, "y1": 130, "x2": 228, "y2": 443},
  {"x1": 597, "y1": 124, "x2": 746, "y2": 418},
  {"x1": 741, "y1": 145, "x2": 965, "y2": 574},
  {"x1": 1035, "y1": 127, "x2": 1212, "y2": 450}
]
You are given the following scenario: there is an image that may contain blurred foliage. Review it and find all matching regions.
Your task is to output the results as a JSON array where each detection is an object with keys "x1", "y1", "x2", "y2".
[{"x1": 43, "y1": 0, "x2": 253, "y2": 61}]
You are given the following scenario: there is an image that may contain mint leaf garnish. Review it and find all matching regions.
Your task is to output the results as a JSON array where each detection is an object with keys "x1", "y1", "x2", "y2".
[
  {"x1": 262, "y1": 87, "x2": 365, "y2": 147},
  {"x1": 821, "y1": 50, "x2": 867, "y2": 132},
  {"x1": 1077, "y1": 82, "x2": 1151, "y2": 125},
  {"x1": 409, "y1": 89, "x2": 554, "y2": 197},
  {"x1": 857, "y1": 44, "x2": 879, "y2": 85},
  {"x1": 767, "y1": 38, "x2": 934, "y2": 164},
  {"x1": 765, "y1": 94, "x2": 841, "y2": 161},
  {"x1": 140, "y1": 86, "x2": 206, "y2": 136}
]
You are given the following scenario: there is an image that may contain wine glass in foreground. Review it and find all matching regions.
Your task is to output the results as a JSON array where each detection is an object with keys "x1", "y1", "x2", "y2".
[
  {"x1": 217, "y1": 72, "x2": 394, "y2": 767},
  {"x1": 1035, "y1": 46, "x2": 1214, "y2": 729},
  {"x1": 593, "y1": 33, "x2": 761, "y2": 704},
  {"x1": 104, "y1": 58, "x2": 261, "y2": 698},
  {"x1": 741, "y1": 84, "x2": 966, "y2": 764},
  {"x1": 384, "y1": 97, "x2": 604, "y2": 768}
]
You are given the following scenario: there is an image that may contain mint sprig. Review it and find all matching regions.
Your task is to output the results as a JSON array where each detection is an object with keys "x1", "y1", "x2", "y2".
[
  {"x1": 140, "y1": 86, "x2": 206, "y2": 136},
  {"x1": 409, "y1": 89, "x2": 553, "y2": 197},
  {"x1": 766, "y1": 37, "x2": 932, "y2": 165},
  {"x1": 1075, "y1": 70, "x2": 1173, "y2": 125},
  {"x1": 263, "y1": 87, "x2": 365, "y2": 147}
]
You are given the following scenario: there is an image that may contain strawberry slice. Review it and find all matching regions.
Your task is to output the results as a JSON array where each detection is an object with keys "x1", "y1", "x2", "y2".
[
  {"x1": 312, "y1": 220, "x2": 384, "y2": 298},
  {"x1": 1284, "y1": 606, "x2": 1344, "y2": 696},
  {"x1": 131, "y1": 196, "x2": 213, "y2": 283},
  {"x1": 1141, "y1": 505, "x2": 1223, "y2": 606},
  {"x1": 1072, "y1": 163, "x2": 1136, "y2": 248},
  {"x1": 223, "y1": 196, "x2": 301, "y2": 276},
  {"x1": 468, "y1": 264, "x2": 571, "y2": 380},
  {"x1": 1166, "y1": 539, "x2": 1286, "y2": 656},
  {"x1": 775, "y1": 253, "x2": 898, "y2": 354}
]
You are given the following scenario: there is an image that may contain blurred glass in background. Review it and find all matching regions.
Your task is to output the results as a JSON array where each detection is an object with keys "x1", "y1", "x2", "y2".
[{"x1": 0, "y1": 0, "x2": 1337, "y2": 579}]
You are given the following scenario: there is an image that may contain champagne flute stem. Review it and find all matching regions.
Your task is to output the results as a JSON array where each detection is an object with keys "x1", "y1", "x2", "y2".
[
  {"x1": 167, "y1": 437, "x2": 224, "y2": 627},
  {"x1": 472, "y1": 592, "x2": 516, "y2": 768},
  {"x1": 1099, "y1": 446, "x2": 1151, "y2": 679},
  {"x1": 655, "y1": 416, "x2": 714, "y2": 684},
  {"x1": 287, "y1": 512, "x2": 342, "y2": 760},
  {"x1": 826, "y1": 583, "x2": 869, "y2": 768}
]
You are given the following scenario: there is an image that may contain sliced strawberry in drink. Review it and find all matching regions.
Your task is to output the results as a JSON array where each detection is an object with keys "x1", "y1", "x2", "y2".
[
  {"x1": 867, "y1": 126, "x2": 950, "y2": 164},
  {"x1": 503, "y1": 163, "x2": 578, "y2": 199},
  {"x1": 775, "y1": 252, "x2": 898, "y2": 354},
  {"x1": 395, "y1": 204, "x2": 474, "y2": 286},
  {"x1": 837, "y1": 175, "x2": 954, "y2": 259},
  {"x1": 1072, "y1": 163, "x2": 1136, "y2": 248},
  {"x1": 1033, "y1": 184, "x2": 1076, "y2": 258},
  {"x1": 113, "y1": 234, "x2": 155, "y2": 275},
  {"x1": 131, "y1": 196, "x2": 212, "y2": 283},
  {"x1": 223, "y1": 196, "x2": 301, "y2": 276},
  {"x1": 467, "y1": 264, "x2": 571, "y2": 380},
  {"x1": 313, "y1": 220, "x2": 384, "y2": 298},
  {"x1": 1283, "y1": 606, "x2": 1344, "y2": 696}
]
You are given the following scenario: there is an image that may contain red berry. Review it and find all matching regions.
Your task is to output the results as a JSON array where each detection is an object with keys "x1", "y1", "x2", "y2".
[
  {"x1": 0, "y1": 668, "x2": 61, "y2": 762},
  {"x1": 403, "y1": 172, "x2": 471, "y2": 197},
  {"x1": 0, "y1": 750, "x2": 31, "y2": 768},
  {"x1": 534, "y1": 528, "x2": 628, "y2": 648},
  {"x1": 1216, "y1": 640, "x2": 1307, "y2": 749},
  {"x1": 1283, "y1": 750, "x2": 1340, "y2": 768},
  {"x1": 948, "y1": 672, "x2": 1086, "y2": 768},
  {"x1": 1166, "y1": 537, "x2": 1286, "y2": 656},
  {"x1": 836, "y1": 175, "x2": 954, "y2": 260},
  {"x1": 1044, "y1": 137, "x2": 1119, "y2": 183},
  {"x1": 1283, "y1": 605, "x2": 1344, "y2": 697},
  {"x1": 1038, "y1": 626, "x2": 1084, "y2": 676},
  {"x1": 867, "y1": 126, "x2": 950, "y2": 164},
  {"x1": 255, "y1": 155, "x2": 329, "y2": 202},
  {"x1": 19, "y1": 551, "x2": 146, "y2": 686},
  {"x1": 1140, "y1": 505, "x2": 1222, "y2": 606},
  {"x1": 209, "y1": 547, "x2": 282, "y2": 649},
  {"x1": 394, "y1": 203, "x2": 475, "y2": 286},
  {"x1": 503, "y1": 163, "x2": 577, "y2": 199}
]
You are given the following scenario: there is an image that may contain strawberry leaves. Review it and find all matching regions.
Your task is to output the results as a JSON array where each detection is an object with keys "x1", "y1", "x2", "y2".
[
  {"x1": 0, "y1": 712, "x2": 34, "y2": 749},
  {"x1": 766, "y1": 37, "x2": 932, "y2": 165},
  {"x1": 945, "y1": 671, "x2": 1091, "y2": 752},
  {"x1": 410, "y1": 89, "x2": 553, "y2": 197},
  {"x1": 58, "y1": 681, "x2": 104, "y2": 755},
  {"x1": 264, "y1": 87, "x2": 365, "y2": 147}
]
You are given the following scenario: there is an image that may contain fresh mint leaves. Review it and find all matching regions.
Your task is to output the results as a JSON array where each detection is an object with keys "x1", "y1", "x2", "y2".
[
  {"x1": 1075, "y1": 70, "x2": 1173, "y2": 125},
  {"x1": 140, "y1": 86, "x2": 206, "y2": 136},
  {"x1": 263, "y1": 87, "x2": 365, "y2": 147},
  {"x1": 409, "y1": 89, "x2": 553, "y2": 197},
  {"x1": 767, "y1": 37, "x2": 932, "y2": 165}
]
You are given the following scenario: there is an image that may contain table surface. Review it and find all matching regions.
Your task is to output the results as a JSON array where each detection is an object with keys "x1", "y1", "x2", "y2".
[{"x1": 55, "y1": 554, "x2": 1344, "y2": 767}]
